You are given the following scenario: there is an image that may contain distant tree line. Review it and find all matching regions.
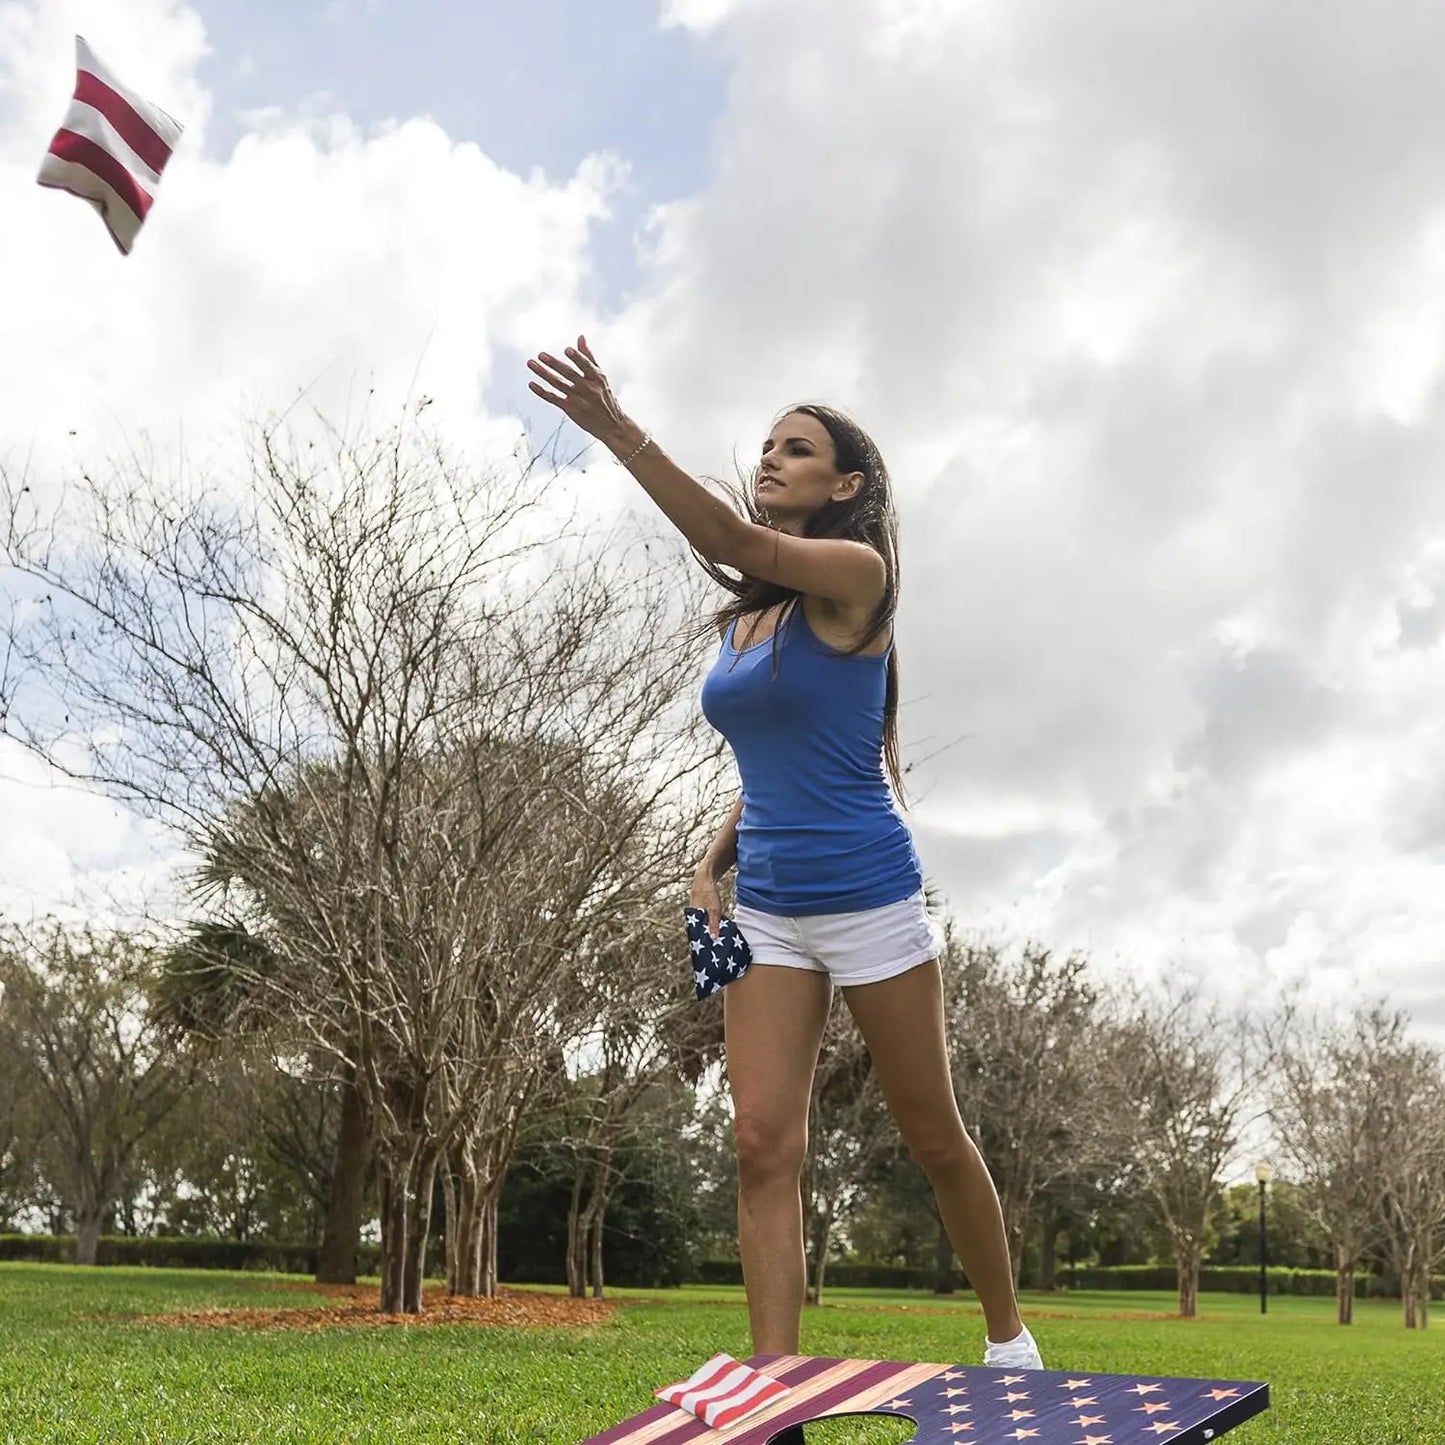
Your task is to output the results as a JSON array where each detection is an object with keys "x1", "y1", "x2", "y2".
[{"x1": 4, "y1": 913, "x2": 1443, "y2": 1328}]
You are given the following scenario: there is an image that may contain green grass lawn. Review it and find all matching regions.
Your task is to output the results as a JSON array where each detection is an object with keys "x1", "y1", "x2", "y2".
[{"x1": 0, "y1": 1264, "x2": 1442, "y2": 1443}]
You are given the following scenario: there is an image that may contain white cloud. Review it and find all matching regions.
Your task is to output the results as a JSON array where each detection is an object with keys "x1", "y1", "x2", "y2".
[
  {"x1": 612, "y1": 0, "x2": 1445, "y2": 1029},
  {"x1": 0, "y1": 736, "x2": 186, "y2": 924},
  {"x1": 0, "y1": 0, "x2": 623, "y2": 480},
  {"x1": 659, "y1": 0, "x2": 738, "y2": 34},
  {"x1": 5, "y1": 0, "x2": 1445, "y2": 1043}
]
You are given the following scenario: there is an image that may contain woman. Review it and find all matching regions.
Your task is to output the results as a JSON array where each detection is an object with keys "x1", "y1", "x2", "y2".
[{"x1": 527, "y1": 339, "x2": 1043, "y2": 1397}]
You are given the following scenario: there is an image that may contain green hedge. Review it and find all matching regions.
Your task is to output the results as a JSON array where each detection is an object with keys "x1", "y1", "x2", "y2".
[
  {"x1": 697, "y1": 1258, "x2": 1445, "y2": 1300},
  {"x1": 696, "y1": 1259, "x2": 968, "y2": 1291},
  {"x1": 1058, "y1": 1265, "x2": 1445, "y2": 1300},
  {"x1": 6, "y1": 1237, "x2": 1439, "y2": 1303},
  {"x1": 0, "y1": 1234, "x2": 382, "y2": 1275}
]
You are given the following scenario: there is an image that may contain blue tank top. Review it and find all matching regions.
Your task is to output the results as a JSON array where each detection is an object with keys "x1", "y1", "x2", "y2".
[{"x1": 699, "y1": 601, "x2": 924, "y2": 916}]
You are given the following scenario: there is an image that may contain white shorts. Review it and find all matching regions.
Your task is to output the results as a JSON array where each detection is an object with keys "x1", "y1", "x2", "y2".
[{"x1": 732, "y1": 889, "x2": 942, "y2": 988}]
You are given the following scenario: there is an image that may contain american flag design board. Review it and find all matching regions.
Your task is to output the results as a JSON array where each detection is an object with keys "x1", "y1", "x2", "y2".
[
  {"x1": 37, "y1": 35, "x2": 184, "y2": 254},
  {"x1": 583, "y1": 1353, "x2": 1269, "y2": 1445}
]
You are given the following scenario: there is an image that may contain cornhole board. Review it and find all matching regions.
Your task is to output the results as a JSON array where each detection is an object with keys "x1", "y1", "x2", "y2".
[{"x1": 582, "y1": 1353, "x2": 1269, "y2": 1444}]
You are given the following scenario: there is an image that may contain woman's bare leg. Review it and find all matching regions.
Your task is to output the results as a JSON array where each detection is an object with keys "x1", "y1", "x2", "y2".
[
  {"x1": 842, "y1": 960, "x2": 1024, "y2": 1344},
  {"x1": 723, "y1": 963, "x2": 834, "y2": 1353}
]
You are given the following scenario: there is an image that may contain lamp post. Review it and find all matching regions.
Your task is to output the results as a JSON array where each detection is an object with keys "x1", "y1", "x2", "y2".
[{"x1": 1254, "y1": 1160, "x2": 1273, "y2": 1316}]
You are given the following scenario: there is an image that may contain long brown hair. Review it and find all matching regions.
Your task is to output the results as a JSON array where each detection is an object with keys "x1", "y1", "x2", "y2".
[{"x1": 689, "y1": 403, "x2": 906, "y2": 805}]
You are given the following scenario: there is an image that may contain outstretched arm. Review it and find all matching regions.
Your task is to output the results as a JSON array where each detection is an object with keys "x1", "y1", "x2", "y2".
[{"x1": 527, "y1": 338, "x2": 884, "y2": 610}]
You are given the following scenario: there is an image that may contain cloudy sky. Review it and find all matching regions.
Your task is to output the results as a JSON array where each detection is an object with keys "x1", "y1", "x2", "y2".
[{"x1": 2, "y1": 0, "x2": 1444, "y2": 1037}]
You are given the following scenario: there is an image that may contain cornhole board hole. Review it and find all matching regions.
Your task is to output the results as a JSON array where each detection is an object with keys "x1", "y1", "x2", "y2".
[{"x1": 583, "y1": 1353, "x2": 1269, "y2": 1444}]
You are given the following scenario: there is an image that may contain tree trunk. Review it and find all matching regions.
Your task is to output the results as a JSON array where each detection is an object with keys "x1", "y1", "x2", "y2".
[
  {"x1": 1005, "y1": 1194, "x2": 1030, "y2": 1289},
  {"x1": 812, "y1": 1231, "x2": 830, "y2": 1308},
  {"x1": 1176, "y1": 1246, "x2": 1200, "y2": 1319},
  {"x1": 441, "y1": 1156, "x2": 458, "y2": 1295},
  {"x1": 808, "y1": 1206, "x2": 833, "y2": 1307},
  {"x1": 566, "y1": 1168, "x2": 587, "y2": 1298},
  {"x1": 1400, "y1": 1240, "x2": 1419, "y2": 1329},
  {"x1": 1039, "y1": 1201, "x2": 1058, "y2": 1293},
  {"x1": 74, "y1": 1209, "x2": 103, "y2": 1266},
  {"x1": 933, "y1": 1210, "x2": 955, "y2": 1295},
  {"x1": 316, "y1": 1071, "x2": 370, "y2": 1285},
  {"x1": 463, "y1": 1174, "x2": 485, "y2": 1297},
  {"x1": 1329, "y1": 1248, "x2": 1352, "y2": 1323},
  {"x1": 453, "y1": 1136, "x2": 503, "y2": 1299},
  {"x1": 575, "y1": 1149, "x2": 614, "y2": 1299},
  {"x1": 401, "y1": 1148, "x2": 440, "y2": 1315},
  {"x1": 589, "y1": 1209, "x2": 605, "y2": 1299},
  {"x1": 450, "y1": 1149, "x2": 482, "y2": 1297},
  {"x1": 378, "y1": 1152, "x2": 414, "y2": 1315},
  {"x1": 482, "y1": 1186, "x2": 499, "y2": 1296}
]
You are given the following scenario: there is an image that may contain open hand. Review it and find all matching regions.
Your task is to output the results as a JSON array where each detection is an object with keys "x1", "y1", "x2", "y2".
[{"x1": 526, "y1": 335, "x2": 629, "y2": 444}]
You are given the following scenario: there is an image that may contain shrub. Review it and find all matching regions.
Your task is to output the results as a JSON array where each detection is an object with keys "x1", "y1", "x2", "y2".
[{"x1": 0, "y1": 1234, "x2": 382, "y2": 1275}]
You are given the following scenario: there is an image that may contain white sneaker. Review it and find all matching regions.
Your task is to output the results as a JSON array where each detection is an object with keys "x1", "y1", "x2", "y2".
[{"x1": 983, "y1": 1323, "x2": 1044, "y2": 1370}]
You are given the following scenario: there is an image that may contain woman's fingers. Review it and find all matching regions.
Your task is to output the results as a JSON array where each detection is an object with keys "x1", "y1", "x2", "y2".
[
  {"x1": 541, "y1": 350, "x2": 587, "y2": 384},
  {"x1": 528, "y1": 354, "x2": 580, "y2": 389},
  {"x1": 528, "y1": 380, "x2": 568, "y2": 406},
  {"x1": 565, "y1": 342, "x2": 600, "y2": 378}
]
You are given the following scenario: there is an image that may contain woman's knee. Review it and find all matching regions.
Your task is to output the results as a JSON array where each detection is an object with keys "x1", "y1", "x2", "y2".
[
  {"x1": 733, "y1": 1112, "x2": 807, "y2": 1189},
  {"x1": 902, "y1": 1118, "x2": 976, "y2": 1176}
]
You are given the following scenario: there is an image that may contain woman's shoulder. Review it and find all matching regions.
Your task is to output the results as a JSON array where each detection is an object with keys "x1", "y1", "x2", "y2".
[{"x1": 803, "y1": 593, "x2": 893, "y2": 656}]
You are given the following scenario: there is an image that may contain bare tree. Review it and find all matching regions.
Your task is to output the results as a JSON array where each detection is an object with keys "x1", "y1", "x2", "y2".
[
  {"x1": 1, "y1": 412, "x2": 727, "y2": 1312},
  {"x1": 427, "y1": 789, "x2": 719, "y2": 1305},
  {"x1": 0, "y1": 921, "x2": 196, "y2": 1263},
  {"x1": 943, "y1": 935, "x2": 1116, "y2": 1285},
  {"x1": 198, "y1": 713, "x2": 718, "y2": 1313},
  {"x1": 1375, "y1": 1042, "x2": 1445, "y2": 1329},
  {"x1": 1102, "y1": 985, "x2": 1257, "y2": 1318},
  {"x1": 1269, "y1": 1004, "x2": 1403, "y2": 1324}
]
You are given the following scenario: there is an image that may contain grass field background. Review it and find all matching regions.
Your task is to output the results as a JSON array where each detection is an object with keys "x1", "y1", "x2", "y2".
[{"x1": 1, "y1": 1264, "x2": 1442, "y2": 1443}]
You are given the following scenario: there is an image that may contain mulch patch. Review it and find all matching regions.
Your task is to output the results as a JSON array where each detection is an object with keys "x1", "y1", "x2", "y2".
[
  {"x1": 133, "y1": 1282, "x2": 623, "y2": 1332},
  {"x1": 130, "y1": 1283, "x2": 1185, "y2": 1333}
]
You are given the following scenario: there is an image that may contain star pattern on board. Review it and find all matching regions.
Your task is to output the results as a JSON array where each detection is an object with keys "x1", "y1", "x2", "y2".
[
  {"x1": 683, "y1": 908, "x2": 753, "y2": 1000},
  {"x1": 767, "y1": 1363, "x2": 1249, "y2": 1443}
]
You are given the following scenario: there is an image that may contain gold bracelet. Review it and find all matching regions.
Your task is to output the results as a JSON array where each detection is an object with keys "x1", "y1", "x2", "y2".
[{"x1": 619, "y1": 430, "x2": 653, "y2": 467}]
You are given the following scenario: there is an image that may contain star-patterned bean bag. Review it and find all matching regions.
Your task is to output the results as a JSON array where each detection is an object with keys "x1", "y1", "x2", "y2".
[{"x1": 685, "y1": 908, "x2": 753, "y2": 999}]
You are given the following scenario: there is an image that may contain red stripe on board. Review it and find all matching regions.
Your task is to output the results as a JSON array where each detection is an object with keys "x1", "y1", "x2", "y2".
[
  {"x1": 721, "y1": 1359, "x2": 917, "y2": 1445},
  {"x1": 47, "y1": 130, "x2": 153, "y2": 222},
  {"x1": 584, "y1": 1357, "x2": 838, "y2": 1444},
  {"x1": 73, "y1": 69, "x2": 174, "y2": 175}
]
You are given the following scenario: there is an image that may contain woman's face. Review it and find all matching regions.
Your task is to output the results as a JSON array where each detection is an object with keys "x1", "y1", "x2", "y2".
[{"x1": 754, "y1": 412, "x2": 862, "y2": 526}]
